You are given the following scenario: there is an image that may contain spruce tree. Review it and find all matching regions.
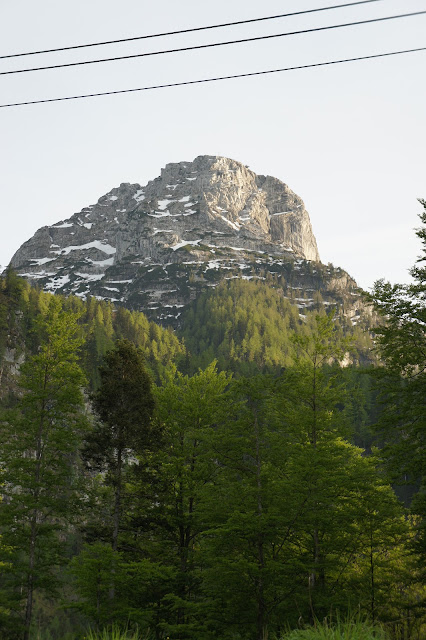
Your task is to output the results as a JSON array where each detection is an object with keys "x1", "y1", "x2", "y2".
[{"x1": 84, "y1": 339, "x2": 156, "y2": 555}]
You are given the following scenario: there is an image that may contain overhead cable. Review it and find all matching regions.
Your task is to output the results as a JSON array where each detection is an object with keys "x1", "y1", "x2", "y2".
[
  {"x1": 1, "y1": 10, "x2": 425, "y2": 76},
  {"x1": 1, "y1": 46, "x2": 424, "y2": 109},
  {"x1": 0, "y1": 1, "x2": 386, "y2": 60}
]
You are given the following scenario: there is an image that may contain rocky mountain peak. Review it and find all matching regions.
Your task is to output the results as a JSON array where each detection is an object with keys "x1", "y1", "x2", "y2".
[{"x1": 10, "y1": 156, "x2": 328, "y2": 323}]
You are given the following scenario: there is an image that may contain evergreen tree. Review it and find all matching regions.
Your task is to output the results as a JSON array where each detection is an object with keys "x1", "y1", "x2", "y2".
[
  {"x1": 80, "y1": 339, "x2": 158, "y2": 623},
  {"x1": 75, "y1": 340, "x2": 157, "y2": 628},
  {"x1": 84, "y1": 340, "x2": 156, "y2": 556}
]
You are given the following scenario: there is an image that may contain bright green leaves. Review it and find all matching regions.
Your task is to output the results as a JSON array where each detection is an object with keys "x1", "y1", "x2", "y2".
[
  {"x1": 368, "y1": 200, "x2": 426, "y2": 566},
  {"x1": 0, "y1": 297, "x2": 89, "y2": 637},
  {"x1": 147, "y1": 363, "x2": 231, "y2": 638}
]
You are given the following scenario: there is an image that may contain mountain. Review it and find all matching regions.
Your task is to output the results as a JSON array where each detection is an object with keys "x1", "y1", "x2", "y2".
[{"x1": 10, "y1": 155, "x2": 363, "y2": 326}]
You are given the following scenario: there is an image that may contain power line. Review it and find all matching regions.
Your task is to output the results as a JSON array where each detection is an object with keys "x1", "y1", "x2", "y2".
[
  {"x1": 0, "y1": 0, "x2": 386, "y2": 60},
  {"x1": 1, "y1": 47, "x2": 424, "y2": 109},
  {"x1": 1, "y1": 10, "x2": 424, "y2": 77}
]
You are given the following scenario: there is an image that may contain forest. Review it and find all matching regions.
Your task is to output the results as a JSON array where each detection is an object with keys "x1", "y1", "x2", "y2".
[{"x1": 0, "y1": 203, "x2": 424, "y2": 640}]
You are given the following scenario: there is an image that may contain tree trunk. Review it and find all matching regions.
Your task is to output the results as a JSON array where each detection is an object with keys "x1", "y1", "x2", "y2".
[
  {"x1": 112, "y1": 448, "x2": 122, "y2": 553},
  {"x1": 109, "y1": 447, "x2": 122, "y2": 604},
  {"x1": 254, "y1": 408, "x2": 266, "y2": 640},
  {"x1": 24, "y1": 398, "x2": 46, "y2": 640},
  {"x1": 177, "y1": 477, "x2": 187, "y2": 632},
  {"x1": 370, "y1": 521, "x2": 375, "y2": 624},
  {"x1": 23, "y1": 517, "x2": 36, "y2": 640}
]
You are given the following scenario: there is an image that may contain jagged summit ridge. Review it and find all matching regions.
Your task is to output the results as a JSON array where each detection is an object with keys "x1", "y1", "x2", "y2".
[{"x1": 11, "y1": 156, "x2": 322, "y2": 321}]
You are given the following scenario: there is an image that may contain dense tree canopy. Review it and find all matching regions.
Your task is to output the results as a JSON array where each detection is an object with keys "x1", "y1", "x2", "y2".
[
  {"x1": 368, "y1": 199, "x2": 426, "y2": 569},
  {"x1": 179, "y1": 279, "x2": 373, "y2": 375},
  {"x1": 0, "y1": 238, "x2": 425, "y2": 639}
]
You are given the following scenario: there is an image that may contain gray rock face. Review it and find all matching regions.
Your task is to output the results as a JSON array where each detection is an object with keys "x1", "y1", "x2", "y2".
[{"x1": 11, "y1": 155, "x2": 326, "y2": 322}]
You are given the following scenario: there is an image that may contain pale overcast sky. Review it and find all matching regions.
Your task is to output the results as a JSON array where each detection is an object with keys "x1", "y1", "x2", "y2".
[{"x1": 1, "y1": 0, "x2": 425, "y2": 290}]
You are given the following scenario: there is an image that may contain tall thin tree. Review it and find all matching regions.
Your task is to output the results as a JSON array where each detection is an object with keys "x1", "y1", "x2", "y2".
[
  {"x1": 0, "y1": 297, "x2": 88, "y2": 640},
  {"x1": 83, "y1": 339, "x2": 156, "y2": 605}
]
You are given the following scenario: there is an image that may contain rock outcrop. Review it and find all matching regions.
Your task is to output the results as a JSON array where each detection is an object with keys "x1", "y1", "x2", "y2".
[{"x1": 10, "y1": 156, "x2": 360, "y2": 326}]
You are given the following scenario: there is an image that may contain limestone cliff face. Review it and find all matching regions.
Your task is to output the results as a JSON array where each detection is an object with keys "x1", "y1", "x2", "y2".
[{"x1": 11, "y1": 155, "x2": 327, "y2": 323}]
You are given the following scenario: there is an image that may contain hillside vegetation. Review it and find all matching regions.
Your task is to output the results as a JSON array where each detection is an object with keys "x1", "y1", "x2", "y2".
[
  {"x1": 179, "y1": 278, "x2": 373, "y2": 374},
  {"x1": 0, "y1": 269, "x2": 185, "y2": 393},
  {"x1": 0, "y1": 197, "x2": 425, "y2": 640}
]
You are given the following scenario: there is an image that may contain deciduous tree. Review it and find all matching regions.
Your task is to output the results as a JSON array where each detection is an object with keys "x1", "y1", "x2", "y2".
[
  {"x1": 0, "y1": 297, "x2": 88, "y2": 639},
  {"x1": 368, "y1": 199, "x2": 426, "y2": 563}
]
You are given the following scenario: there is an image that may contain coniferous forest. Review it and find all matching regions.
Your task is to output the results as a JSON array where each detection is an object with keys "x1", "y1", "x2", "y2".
[{"x1": 0, "y1": 204, "x2": 425, "y2": 640}]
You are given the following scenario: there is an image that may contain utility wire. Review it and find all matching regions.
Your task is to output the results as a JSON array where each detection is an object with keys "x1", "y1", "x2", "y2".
[
  {"x1": 1, "y1": 46, "x2": 424, "y2": 109},
  {"x1": 1, "y1": 10, "x2": 425, "y2": 76},
  {"x1": 0, "y1": 0, "x2": 386, "y2": 60}
]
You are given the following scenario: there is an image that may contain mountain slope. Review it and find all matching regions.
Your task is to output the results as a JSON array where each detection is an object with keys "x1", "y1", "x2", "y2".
[
  {"x1": 179, "y1": 278, "x2": 374, "y2": 373},
  {"x1": 0, "y1": 271, "x2": 185, "y2": 398},
  {"x1": 10, "y1": 156, "x2": 327, "y2": 323}
]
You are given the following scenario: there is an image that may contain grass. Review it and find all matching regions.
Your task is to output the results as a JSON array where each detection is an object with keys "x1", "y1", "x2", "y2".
[
  {"x1": 83, "y1": 627, "x2": 150, "y2": 640},
  {"x1": 79, "y1": 620, "x2": 388, "y2": 640},
  {"x1": 30, "y1": 619, "x2": 389, "y2": 640},
  {"x1": 280, "y1": 618, "x2": 387, "y2": 640}
]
